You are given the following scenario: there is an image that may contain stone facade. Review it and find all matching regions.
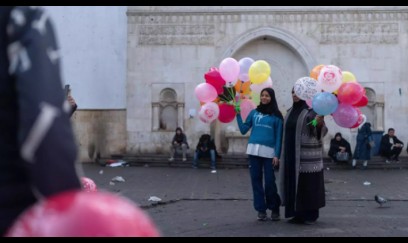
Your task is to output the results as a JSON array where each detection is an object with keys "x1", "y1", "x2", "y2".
[
  {"x1": 126, "y1": 6, "x2": 408, "y2": 155},
  {"x1": 71, "y1": 110, "x2": 126, "y2": 162}
]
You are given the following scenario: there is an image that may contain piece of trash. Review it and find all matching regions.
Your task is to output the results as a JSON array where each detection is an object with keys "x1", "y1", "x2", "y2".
[
  {"x1": 202, "y1": 223, "x2": 208, "y2": 227},
  {"x1": 109, "y1": 182, "x2": 115, "y2": 186},
  {"x1": 326, "y1": 167, "x2": 330, "y2": 171},
  {"x1": 148, "y1": 196, "x2": 162, "y2": 202},
  {"x1": 107, "y1": 160, "x2": 128, "y2": 167},
  {"x1": 363, "y1": 181, "x2": 371, "y2": 186},
  {"x1": 99, "y1": 170, "x2": 104, "y2": 175},
  {"x1": 111, "y1": 176, "x2": 126, "y2": 182}
]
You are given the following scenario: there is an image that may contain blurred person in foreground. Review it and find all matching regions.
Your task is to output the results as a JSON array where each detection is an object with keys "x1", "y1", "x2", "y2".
[{"x1": 0, "y1": 6, "x2": 82, "y2": 235}]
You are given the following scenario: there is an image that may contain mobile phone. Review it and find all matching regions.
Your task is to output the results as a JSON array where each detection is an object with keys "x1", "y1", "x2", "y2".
[{"x1": 64, "y1": 84, "x2": 70, "y2": 98}]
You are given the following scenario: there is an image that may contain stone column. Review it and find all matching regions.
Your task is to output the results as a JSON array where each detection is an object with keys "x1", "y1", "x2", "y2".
[
  {"x1": 152, "y1": 103, "x2": 160, "y2": 131},
  {"x1": 375, "y1": 102, "x2": 384, "y2": 131},
  {"x1": 177, "y1": 103, "x2": 184, "y2": 129}
]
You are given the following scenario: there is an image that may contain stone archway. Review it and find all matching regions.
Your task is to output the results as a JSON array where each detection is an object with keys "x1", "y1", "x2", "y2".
[{"x1": 214, "y1": 27, "x2": 315, "y2": 154}]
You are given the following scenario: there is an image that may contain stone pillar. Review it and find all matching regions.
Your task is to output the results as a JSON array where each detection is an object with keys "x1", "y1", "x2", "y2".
[
  {"x1": 177, "y1": 103, "x2": 184, "y2": 129},
  {"x1": 152, "y1": 103, "x2": 160, "y2": 131},
  {"x1": 375, "y1": 102, "x2": 384, "y2": 131}
]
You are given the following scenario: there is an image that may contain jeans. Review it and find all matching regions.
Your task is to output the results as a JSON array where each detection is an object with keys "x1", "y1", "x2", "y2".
[
  {"x1": 193, "y1": 149, "x2": 216, "y2": 169},
  {"x1": 169, "y1": 143, "x2": 188, "y2": 159},
  {"x1": 249, "y1": 155, "x2": 280, "y2": 214}
]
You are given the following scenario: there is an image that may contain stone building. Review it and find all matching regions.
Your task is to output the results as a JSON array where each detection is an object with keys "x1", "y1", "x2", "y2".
[{"x1": 125, "y1": 6, "x2": 408, "y2": 157}]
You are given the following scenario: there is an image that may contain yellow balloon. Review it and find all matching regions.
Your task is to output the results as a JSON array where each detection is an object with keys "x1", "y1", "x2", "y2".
[
  {"x1": 248, "y1": 60, "x2": 271, "y2": 84},
  {"x1": 333, "y1": 71, "x2": 357, "y2": 95},
  {"x1": 342, "y1": 71, "x2": 357, "y2": 83}
]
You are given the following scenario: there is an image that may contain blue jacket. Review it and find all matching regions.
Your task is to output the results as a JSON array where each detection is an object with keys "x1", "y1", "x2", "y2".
[{"x1": 236, "y1": 109, "x2": 283, "y2": 158}]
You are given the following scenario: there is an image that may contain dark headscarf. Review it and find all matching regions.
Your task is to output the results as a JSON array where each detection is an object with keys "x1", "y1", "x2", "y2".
[
  {"x1": 174, "y1": 127, "x2": 184, "y2": 143},
  {"x1": 256, "y1": 87, "x2": 283, "y2": 120}
]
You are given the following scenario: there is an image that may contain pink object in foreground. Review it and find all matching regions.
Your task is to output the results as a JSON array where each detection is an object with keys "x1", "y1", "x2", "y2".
[
  {"x1": 6, "y1": 190, "x2": 160, "y2": 237},
  {"x1": 81, "y1": 177, "x2": 97, "y2": 192}
]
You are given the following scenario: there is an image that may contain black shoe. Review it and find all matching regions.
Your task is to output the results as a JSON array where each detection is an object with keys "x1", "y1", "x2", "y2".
[
  {"x1": 287, "y1": 217, "x2": 304, "y2": 224},
  {"x1": 257, "y1": 212, "x2": 267, "y2": 221}
]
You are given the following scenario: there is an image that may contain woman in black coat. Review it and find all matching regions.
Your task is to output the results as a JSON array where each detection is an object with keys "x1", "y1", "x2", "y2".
[{"x1": 328, "y1": 133, "x2": 352, "y2": 163}]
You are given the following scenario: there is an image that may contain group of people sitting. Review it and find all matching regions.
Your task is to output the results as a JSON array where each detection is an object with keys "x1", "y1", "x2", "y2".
[
  {"x1": 328, "y1": 128, "x2": 406, "y2": 167},
  {"x1": 168, "y1": 127, "x2": 218, "y2": 172}
]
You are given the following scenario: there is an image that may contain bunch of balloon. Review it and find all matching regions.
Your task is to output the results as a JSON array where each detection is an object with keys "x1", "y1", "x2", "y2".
[
  {"x1": 198, "y1": 57, "x2": 273, "y2": 124},
  {"x1": 305, "y1": 64, "x2": 368, "y2": 128}
]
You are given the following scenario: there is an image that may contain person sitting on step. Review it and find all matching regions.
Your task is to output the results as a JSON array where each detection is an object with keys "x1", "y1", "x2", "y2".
[
  {"x1": 192, "y1": 134, "x2": 217, "y2": 172},
  {"x1": 168, "y1": 127, "x2": 189, "y2": 162}
]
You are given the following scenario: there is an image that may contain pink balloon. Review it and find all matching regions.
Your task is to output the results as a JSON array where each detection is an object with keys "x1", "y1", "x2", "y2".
[
  {"x1": 219, "y1": 57, "x2": 240, "y2": 85},
  {"x1": 218, "y1": 103, "x2": 236, "y2": 123},
  {"x1": 204, "y1": 67, "x2": 226, "y2": 94},
  {"x1": 350, "y1": 108, "x2": 364, "y2": 128},
  {"x1": 238, "y1": 57, "x2": 254, "y2": 82},
  {"x1": 195, "y1": 83, "x2": 218, "y2": 103},
  {"x1": 337, "y1": 82, "x2": 364, "y2": 105},
  {"x1": 198, "y1": 102, "x2": 219, "y2": 123},
  {"x1": 332, "y1": 103, "x2": 359, "y2": 128},
  {"x1": 81, "y1": 177, "x2": 97, "y2": 192},
  {"x1": 6, "y1": 191, "x2": 160, "y2": 237},
  {"x1": 240, "y1": 99, "x2": 256, "y2": 121}
]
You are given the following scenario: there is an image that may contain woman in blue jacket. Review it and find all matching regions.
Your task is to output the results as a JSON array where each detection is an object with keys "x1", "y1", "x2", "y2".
[{"x1": 236, "y1": 87, "x2": 283, "y2": 221}]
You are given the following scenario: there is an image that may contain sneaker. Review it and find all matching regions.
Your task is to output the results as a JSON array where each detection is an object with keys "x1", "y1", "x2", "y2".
[
  {"x1": 385, "y1": 160, "x2": 391, "y2": 164},
  {"x1": 271, "y1": 212, "x2": 280, "y2": 221},
  {"x1": 192, "y1": 165, "x2": 198, "y2": 169},
  {"x1": 211, "y1": 169, "x2": 217, "y2": 173},
  {"x1": 168, "y1": 157, "x2": 174, "y2": 162},
  {"x1": 182, "y1": 158, "x2": 187, "y2": 162},
  {"x1": 257, "y1": 212, "x2": 267, "y2": 221}
]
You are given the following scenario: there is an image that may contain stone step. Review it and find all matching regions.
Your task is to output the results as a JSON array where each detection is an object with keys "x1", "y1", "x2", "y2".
[{"x1": 99, "y1": 154, "x2": 408, "y2": 170}]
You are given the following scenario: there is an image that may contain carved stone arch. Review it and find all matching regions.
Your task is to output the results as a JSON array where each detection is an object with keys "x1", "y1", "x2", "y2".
[
  {"x1": 160, "y1": 88, "x2": 177, "y2": 103},
  {"x1": 219, "y1": 26, "x2": 317, "y2": 71},
  {"x1": 151, "y1": 84, "x2": 185, "y2": 132},
  {"x1": 159, "y1": 88, "x2": 178, "y2": 131},
  {"x1": 214, "y1": 27, "x2": 316, "y2": 153}
]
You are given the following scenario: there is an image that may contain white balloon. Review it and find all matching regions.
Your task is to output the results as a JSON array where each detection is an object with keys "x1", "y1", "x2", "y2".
[
  {"x1": 293, "y1": 77, "x2": 320, "y2": 101},
  {"x1": 317, "y1": 65, "x2": 343, "y2": 93}
]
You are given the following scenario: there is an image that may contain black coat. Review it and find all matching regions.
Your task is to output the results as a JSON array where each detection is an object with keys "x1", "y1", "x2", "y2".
[
  {"x1": 196, "y1": 134, "x2": 216, "y2": 152},
  {"x1": 380, "y1": 134, "x2": 403, "y2": 155},
  {"x1": 328, "y1": 138, "x2": 352, "y2": 158}
]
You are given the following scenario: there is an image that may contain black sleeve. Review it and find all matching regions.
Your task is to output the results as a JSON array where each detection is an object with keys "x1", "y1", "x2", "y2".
[{"x1": 7, "y1": 7, "x2": 81, "y2": 197}]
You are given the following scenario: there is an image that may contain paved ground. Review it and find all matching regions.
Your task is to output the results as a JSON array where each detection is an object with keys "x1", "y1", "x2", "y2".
[{"x1": 82, "y1": 163, "x2": 408, "y2": 237}]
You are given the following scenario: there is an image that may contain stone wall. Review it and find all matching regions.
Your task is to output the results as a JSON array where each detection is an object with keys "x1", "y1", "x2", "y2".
[
  {"x1": 127, "y1": 6, "x2": 408, "y2": 155},
  {"x1": 71, "y1": 110, "x2": 126, "y2": 162}
]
